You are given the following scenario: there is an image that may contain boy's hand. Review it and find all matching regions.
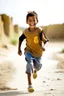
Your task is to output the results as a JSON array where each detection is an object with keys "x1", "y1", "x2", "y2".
[
  {"x1": 44, "y1": 39, "x2": 49, "y2": 44},
  {"x1": 42, "y1": 47, "x2": 45, "y2": 51},
  {"x1": 18, "y1": 50, "x2": 22, "y2": 56}
]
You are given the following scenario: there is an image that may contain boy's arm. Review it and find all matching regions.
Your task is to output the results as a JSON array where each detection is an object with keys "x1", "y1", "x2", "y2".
[
  {"x1": 40, "y1": 30, "x2": 49, "y2": 44},
  {"x1": 18, "y1": 34, "x2": 26, "y2": 56}
]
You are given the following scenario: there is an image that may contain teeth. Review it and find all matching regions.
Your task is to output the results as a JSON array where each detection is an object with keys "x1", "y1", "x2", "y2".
[{"x1": 31, "y1": 24, "x2": 34, "y2": 26}]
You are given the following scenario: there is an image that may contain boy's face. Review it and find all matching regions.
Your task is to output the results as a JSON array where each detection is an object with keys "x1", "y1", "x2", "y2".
[{"x1": 27, "y1": 16, "x2": 37, "y2": 29}]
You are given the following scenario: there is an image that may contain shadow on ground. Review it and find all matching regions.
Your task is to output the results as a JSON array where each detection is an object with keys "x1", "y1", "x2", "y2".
[{"x1": 0, "y1": 90, "x2": 29, "y2": 96}]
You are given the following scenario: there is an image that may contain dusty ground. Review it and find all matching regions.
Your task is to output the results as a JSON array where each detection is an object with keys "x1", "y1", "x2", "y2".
[{"x1": 0, "y1": 41, "x2": 64, "y2": 96}]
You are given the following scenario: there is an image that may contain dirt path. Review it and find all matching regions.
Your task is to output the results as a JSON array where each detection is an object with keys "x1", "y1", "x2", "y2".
[{"x1": 0, "y1": 42, "x2": 64, "y2": 96}]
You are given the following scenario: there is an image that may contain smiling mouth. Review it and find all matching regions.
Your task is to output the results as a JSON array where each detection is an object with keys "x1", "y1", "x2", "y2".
[{"x1": 30, "y1": 24, "x2": 35, "y2": 26}]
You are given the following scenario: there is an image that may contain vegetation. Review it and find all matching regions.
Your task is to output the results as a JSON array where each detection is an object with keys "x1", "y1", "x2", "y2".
[
  {"x1": 61, "y1": 48, "x2": 64, "y2": 53},
  {"x1": 20, "y1": 27, "x2": 25, "y2": 31},
  {"x1": 10, "y1": 33, "x2": 19, "y2": 45}
]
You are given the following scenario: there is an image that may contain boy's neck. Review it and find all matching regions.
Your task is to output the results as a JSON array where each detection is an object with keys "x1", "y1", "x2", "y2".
[{"x1": 28, "y1": 27, "x2": 36, "y2": 31}]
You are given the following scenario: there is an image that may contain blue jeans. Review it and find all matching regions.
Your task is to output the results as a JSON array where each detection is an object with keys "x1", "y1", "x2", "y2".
[{"x1": 25, "y1": 52, "x2": 42, "y2": 74}]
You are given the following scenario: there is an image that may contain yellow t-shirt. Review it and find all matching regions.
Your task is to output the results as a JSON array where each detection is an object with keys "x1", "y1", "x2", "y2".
[{"x1": 24, "y1": 27, "x2": 44, "y2": 57}]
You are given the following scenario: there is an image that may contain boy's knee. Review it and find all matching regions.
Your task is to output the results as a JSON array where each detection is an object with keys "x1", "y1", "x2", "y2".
[
  {"x1": 34, "y1": 63, "x2": 42, "y2": 71},
  {"x1": 37, "y1": 64, "x2": 42, "y2": 71}
]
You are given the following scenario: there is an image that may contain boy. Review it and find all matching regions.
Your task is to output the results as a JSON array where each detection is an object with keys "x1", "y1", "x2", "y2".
[{"x1": 18, "y1": 11, "x2": 49, "y2": 92}]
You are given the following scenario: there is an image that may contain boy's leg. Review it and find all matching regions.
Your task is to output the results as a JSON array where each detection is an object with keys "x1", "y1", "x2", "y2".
[
  {"x1": 33, "y1": 58, "x2": 42, "y2": 79},
  {"x1": 26, "y1": 63, "x2": 33, "y2": 86},
  {"x1": 25, "y1": 52, "x2": 34, "y2": 92},
  {"x1": 26, "y1": 64, "x2": 34, "y2": 92},
  {"x1": 27, "y1": 73, "x2": 34, "y2": 92},
  {"x1": 27, "y1": 73, "x2": 32, "y2": 85},
  {"x1": 32, "y1": 59, "x2": 37, "y2": 79},
  {"x1": 33, "y1": 57, "x2": 42, "y2": 71}
]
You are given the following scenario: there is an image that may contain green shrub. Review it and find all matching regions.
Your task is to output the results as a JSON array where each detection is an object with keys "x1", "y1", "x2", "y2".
[
  {"x1": 61, "y1": 48, "x2": 64, "y2": 53},
  {"x1": 10, "y1": 38, "x2": 18, "y2": 45},
  {"x1": 10, "y1": 33, "x2": 19, "y2": 45}
]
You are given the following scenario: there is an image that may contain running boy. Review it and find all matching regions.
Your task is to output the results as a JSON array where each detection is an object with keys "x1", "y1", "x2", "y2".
[{"x1": 18, "y1": 11, "x2": 49, "y2": 92}]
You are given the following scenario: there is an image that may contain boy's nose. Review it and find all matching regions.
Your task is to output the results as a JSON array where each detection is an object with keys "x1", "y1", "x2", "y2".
[{"x1": 31, "y1": 21, "x2": 34, "y2": 24}]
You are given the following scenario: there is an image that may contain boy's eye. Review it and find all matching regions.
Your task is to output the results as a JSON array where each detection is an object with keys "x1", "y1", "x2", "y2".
[
  {"x1": 29, "y1": 20, "x2": 31, "y2": 22},
  {"x1": 33, "y1": 19, "x2": 36, "y2": 21},
  {"x1": 29, "y1": 20, "x2": 36, "y2": 22}
]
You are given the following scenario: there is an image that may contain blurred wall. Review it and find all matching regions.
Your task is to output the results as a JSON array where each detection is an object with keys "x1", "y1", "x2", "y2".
[
  {"x1": 0, "y1": 15, "x2": 4, "y2": 40},
  {"x1": 14, "y1": 24, "x2": 19, "y2": 33},
  {"x1": 0, "y1": 14, "x2": 20, "y2": 45},
  {"x1": 1, "y1": 14, "x2": 14, "y2": 37},
  {"x1": 41, "y1": 24, "x2": 64, "y2": 40}
]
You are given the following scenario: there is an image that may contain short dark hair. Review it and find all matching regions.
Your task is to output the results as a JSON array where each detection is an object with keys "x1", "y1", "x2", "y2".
[{"x1": 26, "y1": 11, "x2": 38, "y2": 22}]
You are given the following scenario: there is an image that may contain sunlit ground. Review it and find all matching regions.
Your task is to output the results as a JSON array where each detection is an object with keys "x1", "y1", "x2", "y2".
[
  {"x1": 4, "y1": 41, "x2": 63, "y2": 93},
  {"x1": 0, "y1": 41, "x2": 64, "y2": 96}
]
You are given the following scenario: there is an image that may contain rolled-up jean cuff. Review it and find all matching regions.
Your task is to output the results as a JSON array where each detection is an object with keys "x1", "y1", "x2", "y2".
[{"x1": 25, "y1": 63, "x2": 33, "y2": 74}]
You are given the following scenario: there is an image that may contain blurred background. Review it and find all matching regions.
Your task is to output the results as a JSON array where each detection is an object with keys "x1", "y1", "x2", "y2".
[
  {"x1": 0, "y1": 0, "x2": 64, "y2": 93},
  {"x1": 0, "y1": 0, "x2": 64, "y2": 45}
]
